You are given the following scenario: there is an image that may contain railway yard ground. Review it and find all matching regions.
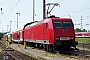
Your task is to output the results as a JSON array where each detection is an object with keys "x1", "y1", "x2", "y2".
[
  {"x1": 7, "y1": 43, "x2": 90, "y2": 60},
  {"x1": 0, "y1": 39, "x2": 90, "y2": 60},
  {"x1": 0, "y1": 41, "x2": 38, "y2": 60}
]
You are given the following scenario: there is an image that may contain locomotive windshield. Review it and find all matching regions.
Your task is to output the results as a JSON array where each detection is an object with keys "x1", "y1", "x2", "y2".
[
  {"x1": 53, "y1": 22, "x2": 63, "y2": 28},
  {"x1": 53, "y1": 21, "x2": 73, "y2": 28},
  {"x1": 63, "y1": 22, "x2": 73, "y2": 28}
]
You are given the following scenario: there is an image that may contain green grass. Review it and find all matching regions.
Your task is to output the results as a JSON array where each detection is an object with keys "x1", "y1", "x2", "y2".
[
  {"x1": 45, "y1": 53, "x2": 55, "y2": 57},
  {"x1": 55, "y1": 52, "x2": 60, "y2": 57},
  {"x1": 76, "y1": 38, "x2": 90, "y2": 44},
  {"x1": 37, "y1": 56, "x2": 46, "y2": 60}
]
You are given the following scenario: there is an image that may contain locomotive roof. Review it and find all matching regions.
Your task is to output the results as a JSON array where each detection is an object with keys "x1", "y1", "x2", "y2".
[{"x1": 24, "y1": 17, "x2": 72, "y2": 28}]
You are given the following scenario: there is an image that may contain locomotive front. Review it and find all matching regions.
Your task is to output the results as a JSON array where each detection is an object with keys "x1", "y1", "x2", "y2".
[{"x1": 50, "y1": 18, "x2": 78, "y2": 51}]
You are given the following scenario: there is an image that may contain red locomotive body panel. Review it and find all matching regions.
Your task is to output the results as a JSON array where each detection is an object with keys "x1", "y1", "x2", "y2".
[
  {"x1": 23, "y1": 17, "x2": 76, "y2": 45},
  {"x1": 24, "y1": 22, "x2": 50, "y2": 44}
]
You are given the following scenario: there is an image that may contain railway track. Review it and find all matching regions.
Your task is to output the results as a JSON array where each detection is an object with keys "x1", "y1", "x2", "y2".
[
  {"x1": 26, "y1": 42, "x2": 90, "y2": 60},
  {"x1": 1, "y1": 41, "x2": 90, "y2": 60},
  {"x1": 77, "y1": 43, "x2": 90, "y2": 50},
  {"x1": 0, "y1": 41, "x2": 37, "y2": 60},
  {"x1": 26, "y1": 43, "x2": 90, "y2": 60},
  {"x1": 59, "y1": 48, "x2": 90, "y2": 60},
  {"x1": 30, "y1": 43, "x2": 90, "y2": 60}
]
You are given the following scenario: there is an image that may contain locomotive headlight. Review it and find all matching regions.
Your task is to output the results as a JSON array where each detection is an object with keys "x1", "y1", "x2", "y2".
[{"x1": 55, "y1": 38, "x2": 59, "y2": 40}]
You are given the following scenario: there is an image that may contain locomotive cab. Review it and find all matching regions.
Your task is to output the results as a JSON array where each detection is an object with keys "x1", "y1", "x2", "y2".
[
  {"x1": 53, "y1": 19, "x2": 75, "y2": 42},
  {"x1": 45, "y1": 16, "x2": 78, "y2": 51}
]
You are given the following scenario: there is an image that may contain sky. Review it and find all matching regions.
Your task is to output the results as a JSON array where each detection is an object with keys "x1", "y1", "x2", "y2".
[{"x1": 0, "y1": 0, "x2": 90, "y2": 32}]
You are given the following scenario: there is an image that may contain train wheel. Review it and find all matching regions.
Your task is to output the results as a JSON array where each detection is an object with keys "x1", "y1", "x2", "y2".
[
  {"x1": 36, "y1": 43, "x2": 39, "y2": 48},
  {"x1": 39, "y1": 44, "x2": 43, "y2": 49},
  {"x1": 42, "y1": 44, "x2": 46, "y2": 51},
  {"x1": 30, "y1": 42, "x2": 33, "y2": 47},
  {"x1": 47, "y1": 45, "x2": 53, "y2": 52},
  {"x1": 53, "y1": 46, "x2": 58, "y2": 53},
  {"x1": 59, "y1": 48, "x2": 63, "y2": 53},
  {"x1": 52, "y1": 46, "x2": 62, "y2": 53}
]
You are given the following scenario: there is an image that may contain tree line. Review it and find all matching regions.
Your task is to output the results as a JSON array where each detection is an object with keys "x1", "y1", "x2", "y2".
[{"x1": 75, "y1": 28, "x2": 90, "y2": 32}]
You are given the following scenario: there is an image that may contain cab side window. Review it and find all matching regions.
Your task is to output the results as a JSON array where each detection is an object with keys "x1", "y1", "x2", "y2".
[{"x1": 46, "y1": 23, "x2": 48, "y2": 29}]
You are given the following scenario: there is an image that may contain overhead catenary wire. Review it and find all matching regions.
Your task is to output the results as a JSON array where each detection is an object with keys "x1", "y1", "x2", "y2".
[
  {"x1": 19, "y1": 11, "x2": 42, "y2": 30},
  {"x1": 61, "y1": 7, "x2": 90, "y2": 17},
  {"x1": 44, "y1": 0, "x2": 81, "y2": 18},
  {"x1": 20, "y1": 1, "x2": 42, "y2": 15},
  {"x1": 59, "y1": 0, "x2": 81, "y2": 8},
  {"x1": 31, "y1": 0, "x2": 82, "y2": 20},
  {"x1": 1, "y1": 0, "x2": 20, "y2": 22},
  {"x1": 56, "y1": 0, "x2": 90, "y2": 25},
  {"x1": 58, "y1": 0, "x2": 65, "y2": 3},
  {"x1": 20, "y1": 11, "x2": 42, "y2": 24},
  {"x1": 74, "y1": 15, "x2": 90, "y2": 21},
  {"x1": 52, "y1": 0, "x2": 81, "y2": 14},
  {"x1": 5, "y1": 0, "x2": 15, "y2": 12},
  {"x1": 52, "y1": 0, "x2": 81, "y2": 16},
  {"x1": 20, "y1": 0, "x2": 69, "y2": 23},
  {"x1": 18, "y1": 1, "x2": 42, "y2": 24}
]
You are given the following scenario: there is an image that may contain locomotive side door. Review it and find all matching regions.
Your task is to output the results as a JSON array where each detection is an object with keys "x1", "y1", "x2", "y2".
[{"x1": 43, "y1": 23, "x2": 49, "y2": 44}]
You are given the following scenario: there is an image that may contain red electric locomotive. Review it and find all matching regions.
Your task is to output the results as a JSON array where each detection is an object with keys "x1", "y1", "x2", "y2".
[{"x1": 23, "y1": 16, "x2": 78, "y2": 52}]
